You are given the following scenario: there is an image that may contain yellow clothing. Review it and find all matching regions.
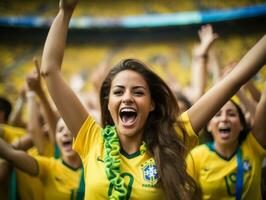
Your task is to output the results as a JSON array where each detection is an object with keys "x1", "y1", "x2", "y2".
[
  {"x1": 16, "y1": 149, "x2": 45, "y2": 200},
  {"x1": 35, "y1": 156, "x2": 83, "y2": 200},
  {"x1": 0, "y1": 124, "x2": 26, "y2": 143},
  {"x1": 16, "y1": 170, "x2": 45, "y2": 200},
  {"x1": 0, "y1": 124, "x2": 56, "y2": 200},
  {"x1": 0, "y1": 123, "x2": 55, "y2": 157},
  {"x1": 186, "y1": 133, "x2": 266, "y2": 200},
  {"x1": 178, "y1": 111, "x2": 198, "y2": 150},
  {"x1": 73, "y1": 112, "x2": 197, "y2": 199},
  {"x1": 15, "y1": 142, "x2": 55, "y2": 200},
  {"x1": 0, "y1": 124, "x2": 45, "y2": 200},
  {"x1": 15, "y1": 144, "x2": 58, "y2": 200},
  {"x1": 6, "y1": 126, "x2": 55, "y2": 200}
]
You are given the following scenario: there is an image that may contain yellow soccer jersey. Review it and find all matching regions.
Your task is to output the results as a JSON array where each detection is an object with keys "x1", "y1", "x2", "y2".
[
  {"x1": 16, "y1": 169, "x2": 45, "y2": 200},
  {"x1": 0, "y1": 124, "x2": 26, "y2": 143},
  {"x1": 0, "y1": 124, "x2": 52, "y2": 200},
  {"x1": 16, "y1": 149, "x2": 45, "y2": 200},
  {"x1": 178, "y1": 111, "x2": 198, "y2": 150},
  {"x1": 186, "y1": 133, "x2": 266, "y2": 200},
  {"x1": 0, "y1": 123, "x2": 55, "y2": 157},
  {"x1": 73, "y1": 112, "x2": 197, "y2": 200},
  {"x1": 16, "y1": 141, "x2": 55, "y2": 200},
  {"x1": 35, "y1": 156, "x2": 83, "y2": 200}
]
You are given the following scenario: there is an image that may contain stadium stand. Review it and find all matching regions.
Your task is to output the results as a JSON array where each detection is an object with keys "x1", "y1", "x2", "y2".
[{"x1": 0, "y1": 0, "x2": 265, "y2": 102}]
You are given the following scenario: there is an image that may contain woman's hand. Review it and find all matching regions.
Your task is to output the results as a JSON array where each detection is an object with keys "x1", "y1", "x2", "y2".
[
  {"x1": 26, "y1": 57, "x2": 42, "y2": 94},
  {"x1": 59, "y1": 0, "x2": 79, "y2": 12},
  {"x1": 196, "y1": 24, "x2": 218, "y2": 56}
]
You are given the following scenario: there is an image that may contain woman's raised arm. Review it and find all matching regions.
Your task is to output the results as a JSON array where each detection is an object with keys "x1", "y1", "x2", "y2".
[
  {"x1": 188, "y1": 35, "x2": 266, "y2": 133},
  {"x1": 252, "y1": 82, "x2": 266, "y2": 148},
  {"x1": 41, "y1": 0, "x2": 88, "y2": 137}
]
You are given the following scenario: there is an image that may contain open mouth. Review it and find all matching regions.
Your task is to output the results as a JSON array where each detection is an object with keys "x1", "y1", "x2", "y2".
[
  {"x1": 219, "y1": 127, "x2": 231, "y2": 134},
  {"x1": 218, "y1": 127, "x2": 231, "y2": 139},
  {"x1": 62, "y1": 140, "x2": 73, "y2": 152},
  {"x1": 119, "y1": 107, "x2": 137, "y2": 126}
]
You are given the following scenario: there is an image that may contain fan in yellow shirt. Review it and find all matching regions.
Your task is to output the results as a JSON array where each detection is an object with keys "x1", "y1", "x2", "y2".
[
  {"x1": 0, "y1": 122, "x2": 31, "y2": 200},
  {"x1": 0, "y1": 103, "x2": 54, "y2": 200},
  {"x1": 0, "y1": 118, "x2": 84, "y2": 200},
  {"x1": 0, "y1": 124, "x2": 27, "y2": 143},
  {"x1": 40, "y1": 0, "x2": 266, "y2": 199},
  {"x1": 187, "y1": 94, "x2": 266, "y2": 200},
  {"x1": 73, "y1": 111, "x2": 197, "y2": 200}
]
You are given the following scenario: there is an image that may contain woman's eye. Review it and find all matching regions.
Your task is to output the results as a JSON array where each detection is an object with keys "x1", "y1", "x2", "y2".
[
  {"x1": 134, "y1": 91, "x2": 144, "y2": 96},
  {"x1": 228, "y1": 112, "x2": 237, "y2": 117},
  {"x1": 214, "y1": 112, "x2": 221, "y2": 117},
  {"x1": 57, "y1": 127, "x2": 64, "y2": 133},
  {"x1": 113, "y1": 90, "x2": 123, "y2": 95}
]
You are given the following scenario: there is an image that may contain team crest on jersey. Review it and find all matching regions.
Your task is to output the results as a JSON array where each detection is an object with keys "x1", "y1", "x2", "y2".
[
  {"x1": 243, "y1": 160, "x2": 251, "y2": 172},
  {"x1": 141, "y1": 158, "x2": 159, "y2": 184}
]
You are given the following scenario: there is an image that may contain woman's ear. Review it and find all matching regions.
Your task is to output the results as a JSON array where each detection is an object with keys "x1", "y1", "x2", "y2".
[
  {"x1": 150, "y1": 100, "x2": 155, "y2": 112},
  {"x1": 206, "y1": 123, "x2": 212, "y2": 133}
]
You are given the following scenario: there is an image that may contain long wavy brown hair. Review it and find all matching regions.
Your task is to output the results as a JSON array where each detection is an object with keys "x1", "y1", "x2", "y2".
[{"x1": 100, "y1": 58, "x2": 200, "y2": 200}]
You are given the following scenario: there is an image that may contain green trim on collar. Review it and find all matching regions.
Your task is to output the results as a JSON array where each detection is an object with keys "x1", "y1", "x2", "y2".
[
  {"x1": 120, "y1": 149, "x2": 141, "y2": 159},
  {"x1": 61, "y1": 159, "x2": 81, "y2": 171},
  {"x1": 205, "y1": 143, "x2": 237, "y2": 161}
]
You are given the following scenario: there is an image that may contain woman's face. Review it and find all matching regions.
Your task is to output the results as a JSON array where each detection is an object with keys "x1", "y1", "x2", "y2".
[
  {"x1": 207, "y1": 101, "x2": 243, "y2": 146},
  {"x1": 108, "y1": 70, "x2": 154, "y2": 140},
  {"x1": 56, "y1": 118, "x2": 76, "y2": 157}
]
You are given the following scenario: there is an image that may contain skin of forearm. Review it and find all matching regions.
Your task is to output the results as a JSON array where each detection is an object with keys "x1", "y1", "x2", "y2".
[
  {"x1": 12, "y1": 134, "x2": 33, "y2": 151},
  {"x1": 244, "y1": 81, "x2": 261, "y2": 102},
  {"x1": 41, "y1": 3, "x2": 89, "y2": 136},
  {"x1": 36, "y1": 89, "x2": 57, "y2": 142},
  {"x1": 252, "y1": 83, "x2": 266, "y2": 148},
  {"x1": 9, "y1": 150, "x2": 38, "y2": 176},
  {"x1": 9, "y1": 96, "x2": 25, "y2": 126},
  {"x1": 236, "y1": 89, "x2": 256, "y2": 122},
  {"x1": 191, "y1": 57, "x2": 208, "y2": 102},
  {"x1": 41, "y1": 10, "x2": 73, "y2": 75},
  {"x1": 0, "y1": 138, "x2": 37, "y2": 176},
  {"x1": 0, "y1": 139, "x2": 12, "y2": 159},
  {"x1": 232, "y1": 35, "x2": 266, "y2": 86},
  {"x1": 27, "y1": 94, "x2": 46, "y2": 155}
]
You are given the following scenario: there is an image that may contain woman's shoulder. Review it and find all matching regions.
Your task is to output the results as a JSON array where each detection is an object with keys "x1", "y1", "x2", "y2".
[
  {"x1": 242, "y1": 132, "x2": 266, "y2": 158},
  {"x1": 189, "y1": 143, "x2": 210, "y2": 156}
]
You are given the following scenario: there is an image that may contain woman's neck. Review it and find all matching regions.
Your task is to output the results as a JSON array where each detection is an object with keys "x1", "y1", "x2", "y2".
[
  {"x1": 62, "y1": 154, "x2": 82, "y2": 169},
  {"x1": 119, "y1": 135, "x2": 143, "y2": 155},
  {"x1": 214, "y1": 141, "x2": 239, "y2": 159}
]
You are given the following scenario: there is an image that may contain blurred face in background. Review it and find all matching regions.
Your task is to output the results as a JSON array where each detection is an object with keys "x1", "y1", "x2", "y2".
[
  {"x1": 56, "y1": 118, "x2": 76, "y2": 157},
  {"x1": 207, "y1": 101, "x2": 243, "y2": 147}
]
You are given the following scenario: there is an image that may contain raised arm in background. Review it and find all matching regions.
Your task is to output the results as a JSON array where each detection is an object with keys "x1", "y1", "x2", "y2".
[
  {"x1": 221, "y1": 63, "x2": 259, "y2": 127},
  {"x1": 26, "y1": 90, "x2": 47, "y2": 155},
  {"x1": 207, "y1": 48, "x2": 221, "y2": 84},
  {"x1": 236, "y1": 82, "x2": 259, "y2": 127},
  {"x1": 27, "y1": 57, "x2": 59, "y2": 145},
  {"x1": 190, "y1": 24, "x2": 218, "y2": 103},
  {"x1": 243, "y1": 79, "x2": 261, "y2": 102},
  {"x1": 8, "y1": 86, "x2": 27, "y2": 128},
  {"x1": 41, "y1": 0, "x2": 88, "y2": 137},
  {"x1": 188, "y1": 35, "x2": 266, "y2": 133},
  {"x1": 252, "y1": 81, "x2": 266, "y2": 147}
]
